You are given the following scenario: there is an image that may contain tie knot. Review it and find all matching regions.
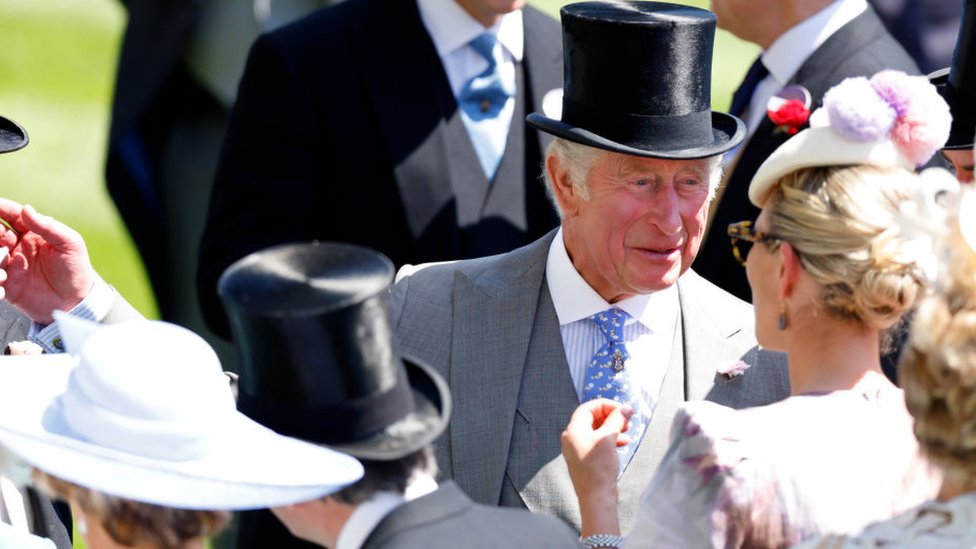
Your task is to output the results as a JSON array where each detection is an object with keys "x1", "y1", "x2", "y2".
[
  {"x1": 469, "y1": 33, "x2": 499, "y2": 64},
  {"x1": 589, "y1": 308, "x2": 630, "y2": 343}
]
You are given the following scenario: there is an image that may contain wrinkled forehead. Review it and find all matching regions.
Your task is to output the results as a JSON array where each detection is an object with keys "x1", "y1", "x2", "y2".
[{"x1": 604, "y1": 151, "x2": 721, "y2": 176}]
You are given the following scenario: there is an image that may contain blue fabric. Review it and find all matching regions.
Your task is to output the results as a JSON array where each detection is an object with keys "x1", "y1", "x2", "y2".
[
  {"x1": 728, "y1": 57, "x2": 770, "y2": 118},
  {"x1": 458, "y1": 33, "x2": 514, "y2": 178},
  {"x1": 582, "y1": 308, "x2": 645, "y2": 472}
]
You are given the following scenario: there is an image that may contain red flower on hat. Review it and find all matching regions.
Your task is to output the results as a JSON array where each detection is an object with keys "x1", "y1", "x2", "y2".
[{"x1": 768, "y1": 99, "x2": 810, "y2": 135}]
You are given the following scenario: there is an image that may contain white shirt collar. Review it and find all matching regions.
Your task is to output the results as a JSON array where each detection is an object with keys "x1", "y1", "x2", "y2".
[
  {"x1": 761, "y1": 0, "x2": 867, "y2": 84},
  {"x1": 417, "y1": 0, "x2": 524, "y2": 61},
  {"x1": 545, "y1": 228, "x2": 678, "y2": 332},
  {"x1": 335, "y1": 473, "x2": 438, "y2": 549}
]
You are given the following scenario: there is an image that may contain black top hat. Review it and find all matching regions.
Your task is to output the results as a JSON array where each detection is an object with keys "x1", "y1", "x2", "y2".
[
  {"x1": 0, "y1": 116, "x2": 28, "y2": 154},
  {"x1": 218, "y1": 241, "x2": 451, "y2": 461},
  {"x1": 528, "y1": 1, "x2": 744, "y2": 159},
  {"x1": 930, "y1": 0, "x2": 976, "y2": 150}
]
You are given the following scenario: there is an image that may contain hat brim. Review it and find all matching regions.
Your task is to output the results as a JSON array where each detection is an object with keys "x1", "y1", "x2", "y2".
[
  {"x1": 748, "y1": 125, "x2": 914, "y2": 208},
  {"x1": 929, "y1": 68, "x2": 975, "y2": 150},
  {"x1": 527, "y1": 111, "x2": 745, "y2": 159},
  {"x1": 325, "y1": 357, "x2": 451, "y2": 461},
  {"x1": 0, "y1": 355, "x2": 363, "y2": 510},
  {"x1": 0, "y1": 116, "x2": 28, "y2": 154}
]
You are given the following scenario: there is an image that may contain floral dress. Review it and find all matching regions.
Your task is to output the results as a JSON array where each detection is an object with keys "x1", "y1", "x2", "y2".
[
  {"x1": 792, "y1": 493, "x2": 976, "y2": 548},
  {"x1": 624, "y1": 389, "x2": 940, "y2": 548}
]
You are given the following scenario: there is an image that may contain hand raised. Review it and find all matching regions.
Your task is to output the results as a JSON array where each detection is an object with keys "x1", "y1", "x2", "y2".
[
  {"x1": 0, "y1": 199, "x2": 95, "y2": 324},
  {"x1": 561, "y1": 399, "x2": 633, "y2": 536}
]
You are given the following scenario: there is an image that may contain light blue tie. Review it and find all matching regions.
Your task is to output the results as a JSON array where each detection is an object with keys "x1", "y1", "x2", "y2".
[
  {"x1": 583, "y1": 308, "x2": 645, "y2": 472},
  {"x1": 459, "y1": 33, "x2": 514, "y2": 179}
]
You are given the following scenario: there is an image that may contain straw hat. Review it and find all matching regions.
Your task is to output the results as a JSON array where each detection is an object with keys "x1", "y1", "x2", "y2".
[
  {"x1": 749, "y1": 70, "x2": 952, "y2": 207},
  {"x1": 0, "y1": 314, "x2": 363, "y2": 510}
]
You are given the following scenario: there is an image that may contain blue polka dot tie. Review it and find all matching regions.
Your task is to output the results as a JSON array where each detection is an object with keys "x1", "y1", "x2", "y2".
[
  {"x1": 583, "y1": 308, "x2": 645, "y2": 472},
  {"x1": 458, "y1": 32, "x2": 514, "y2": 179}
]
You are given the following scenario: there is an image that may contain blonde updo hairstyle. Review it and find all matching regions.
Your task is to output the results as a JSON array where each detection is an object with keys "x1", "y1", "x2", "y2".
[
  {"x1": 900, "y1": 210, "x2": 976, "y2": 484},
  {"x1": 764, "y1": 164, "x2": 925, "y2": 331}
]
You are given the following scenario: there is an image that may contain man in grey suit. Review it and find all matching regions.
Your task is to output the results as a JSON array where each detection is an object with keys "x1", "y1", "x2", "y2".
[{"x1": 389, "y1": 2, "x2": 791, "y2": 538}]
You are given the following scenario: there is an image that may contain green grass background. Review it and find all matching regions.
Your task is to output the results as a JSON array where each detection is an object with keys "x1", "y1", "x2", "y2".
[{"x1": 0, "y1": 1, "x2": 756, "y2": 547}]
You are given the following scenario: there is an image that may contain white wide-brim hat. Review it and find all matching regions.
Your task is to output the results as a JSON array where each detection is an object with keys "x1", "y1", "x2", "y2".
[
  {"x1": 0, "y1": 314, "x2": 363, "y2": 511},
  {"x1": 749, "y1": 70, "x2": 952, "y2": 208}
]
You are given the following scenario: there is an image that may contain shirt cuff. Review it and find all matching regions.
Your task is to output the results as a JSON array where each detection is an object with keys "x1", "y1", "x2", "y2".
[{"x1": 28, "y1": 274, "x2": 117, "y2": 353}]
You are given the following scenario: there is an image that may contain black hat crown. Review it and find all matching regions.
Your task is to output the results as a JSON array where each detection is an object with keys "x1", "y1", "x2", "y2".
[
  {"x1": 218, "y1": 241, "x2": 450, "y2": 460},
  {"x1": 929, "y1": 0, "x2": 976, "y2": 149},
  {"x1": 527, "y1": 1, "x2": 744, "y2": 159}
]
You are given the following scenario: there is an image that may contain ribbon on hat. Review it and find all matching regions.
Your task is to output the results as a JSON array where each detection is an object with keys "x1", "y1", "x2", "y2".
[{"x1": 57, "y1": 368, "x2": 237, "y2": 463}]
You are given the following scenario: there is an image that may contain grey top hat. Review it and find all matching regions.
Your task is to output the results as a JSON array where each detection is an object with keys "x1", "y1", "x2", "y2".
[
  {"x1": 527, "y1": 1, "x2": 744, "y2": 159},
  {"x1": 218, "y1": 241, "x2": 451, "y2": 461},
  {"x1": 0, "y1": 116, "x2": 28, "y2": 154}
]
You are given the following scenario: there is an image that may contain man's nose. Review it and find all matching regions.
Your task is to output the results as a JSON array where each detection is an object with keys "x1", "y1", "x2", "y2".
[{"x1": 645, "y1": 188, "x2": 682, "y2": 235}]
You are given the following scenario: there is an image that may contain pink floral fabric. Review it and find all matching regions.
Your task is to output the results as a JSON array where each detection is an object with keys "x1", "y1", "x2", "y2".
[{"x1": 625, "y1": 390, "x2": 940, "y2": 548}]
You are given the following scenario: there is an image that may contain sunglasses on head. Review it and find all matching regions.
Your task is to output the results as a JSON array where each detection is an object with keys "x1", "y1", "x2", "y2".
[{"x1": 727, "y1": 220, "x2": 784, "y2": 266}]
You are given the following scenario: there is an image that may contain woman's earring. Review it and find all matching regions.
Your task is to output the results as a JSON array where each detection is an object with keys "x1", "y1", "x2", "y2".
[{"x1": 778, "y1": 303, "x2": 788, "y2": 331}]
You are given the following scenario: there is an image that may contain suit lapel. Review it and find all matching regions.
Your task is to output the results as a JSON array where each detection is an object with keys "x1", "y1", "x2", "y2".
[
  {"x1": 353, "y1": 0, "x2": 458, "y2": 251},
  {"x1": 504, "y1": 281, "x2": 580, "y2": 524},
  {"x1": 676, "y1": 272, "x2": 747, "y2": 400},
  {"x1": 791, "y1": 8, "x2": 893, "y2": 101},
  {"x1": 448, "y1": 239, "x2": 551, "y2": 504}
]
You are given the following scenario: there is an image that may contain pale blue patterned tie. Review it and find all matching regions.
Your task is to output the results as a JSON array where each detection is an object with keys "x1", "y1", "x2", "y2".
[
  {"x1": 458, "y1": 32, "x2": 514, "y2": 179},
  {"x1": 583, "y1": 308, "x2": 645, "y2": 472}
]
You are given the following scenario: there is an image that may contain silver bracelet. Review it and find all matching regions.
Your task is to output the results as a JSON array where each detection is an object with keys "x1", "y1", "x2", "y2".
[{"x1": 580, "y1": 534, "x2": 625, "y2": 548}]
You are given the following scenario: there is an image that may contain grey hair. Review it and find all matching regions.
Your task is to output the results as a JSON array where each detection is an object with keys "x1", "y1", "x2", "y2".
[{"x1": 542, "y1": 138, "x2": 724, "y2": 218}]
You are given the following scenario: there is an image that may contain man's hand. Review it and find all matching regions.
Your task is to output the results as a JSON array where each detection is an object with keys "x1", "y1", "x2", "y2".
[
  {"x1": 561, "y1": 398, "x2": 632, "y2": 537},
  {"x1": 0, "y1": 199, "x2": 95, "y2": 324}
]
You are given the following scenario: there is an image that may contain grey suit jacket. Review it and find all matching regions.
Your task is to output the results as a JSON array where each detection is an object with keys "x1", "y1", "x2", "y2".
[{"x1": 390, "y1": 231, "x2": 790, "y2": 533}]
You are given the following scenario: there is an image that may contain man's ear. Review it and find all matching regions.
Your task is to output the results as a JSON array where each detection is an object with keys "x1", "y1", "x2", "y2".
[
  {"x1": 777, "y1": 242, "x2": 801, "y2": 301},
  {"x1": 546, "y1": 153, "x2": 581, "y2": 217}
]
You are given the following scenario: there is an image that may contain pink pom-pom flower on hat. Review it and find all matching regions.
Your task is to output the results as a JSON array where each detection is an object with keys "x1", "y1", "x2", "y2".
[
  {"x1": 748, "y1": 70, "x2": 952, "y2": 208},
  {"x1": 822, "y1": 70, "x2": 951, "y2": 166}
]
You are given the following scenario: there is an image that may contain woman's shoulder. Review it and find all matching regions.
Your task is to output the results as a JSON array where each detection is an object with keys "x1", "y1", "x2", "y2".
[
  {"x1": 670, "y1": 395, "x2": 822, "y2": 447},
  {"x1": 664, "y1": 401, "x2": 766, "y2": 491}
]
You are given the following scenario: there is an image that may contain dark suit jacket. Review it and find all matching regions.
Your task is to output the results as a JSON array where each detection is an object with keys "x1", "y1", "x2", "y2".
[
  {"x1": 362, "y1": 482, "x2": 581, "y2": 548},
  {"x1": 695, "y1": 6, "x2": 919, "y2": 301},
  {"x1": 197, "y1": 0, "x2": 562, "y2": 338},
  {"x1": 104, "y1": 0, "x2": 207, "y2": 320}
]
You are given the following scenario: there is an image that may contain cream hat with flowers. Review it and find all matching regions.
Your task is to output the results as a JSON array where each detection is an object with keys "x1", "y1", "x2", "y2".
[
  {"x1": 0, "y1": 314, "x2": 363, "y2": 510},
  {"x1": 749, "y1": 70, "x2": 952, "y2": 207}
]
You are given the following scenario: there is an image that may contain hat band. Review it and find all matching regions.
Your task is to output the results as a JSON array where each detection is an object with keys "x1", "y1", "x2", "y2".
[
  {"x1": 562, "y1": 98, "x2": 714, "y2": 151},
  {"x1": 237, "y1": 366, "x2": 415, "y2": 446},
  {"x1": 58, "y1": 377, "x2": 231, "y2": 462}
]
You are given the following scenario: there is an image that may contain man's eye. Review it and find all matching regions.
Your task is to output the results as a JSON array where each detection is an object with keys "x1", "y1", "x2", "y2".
[{"x1": 632, "y1": 178, "x2": 651, "y2": 187}]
